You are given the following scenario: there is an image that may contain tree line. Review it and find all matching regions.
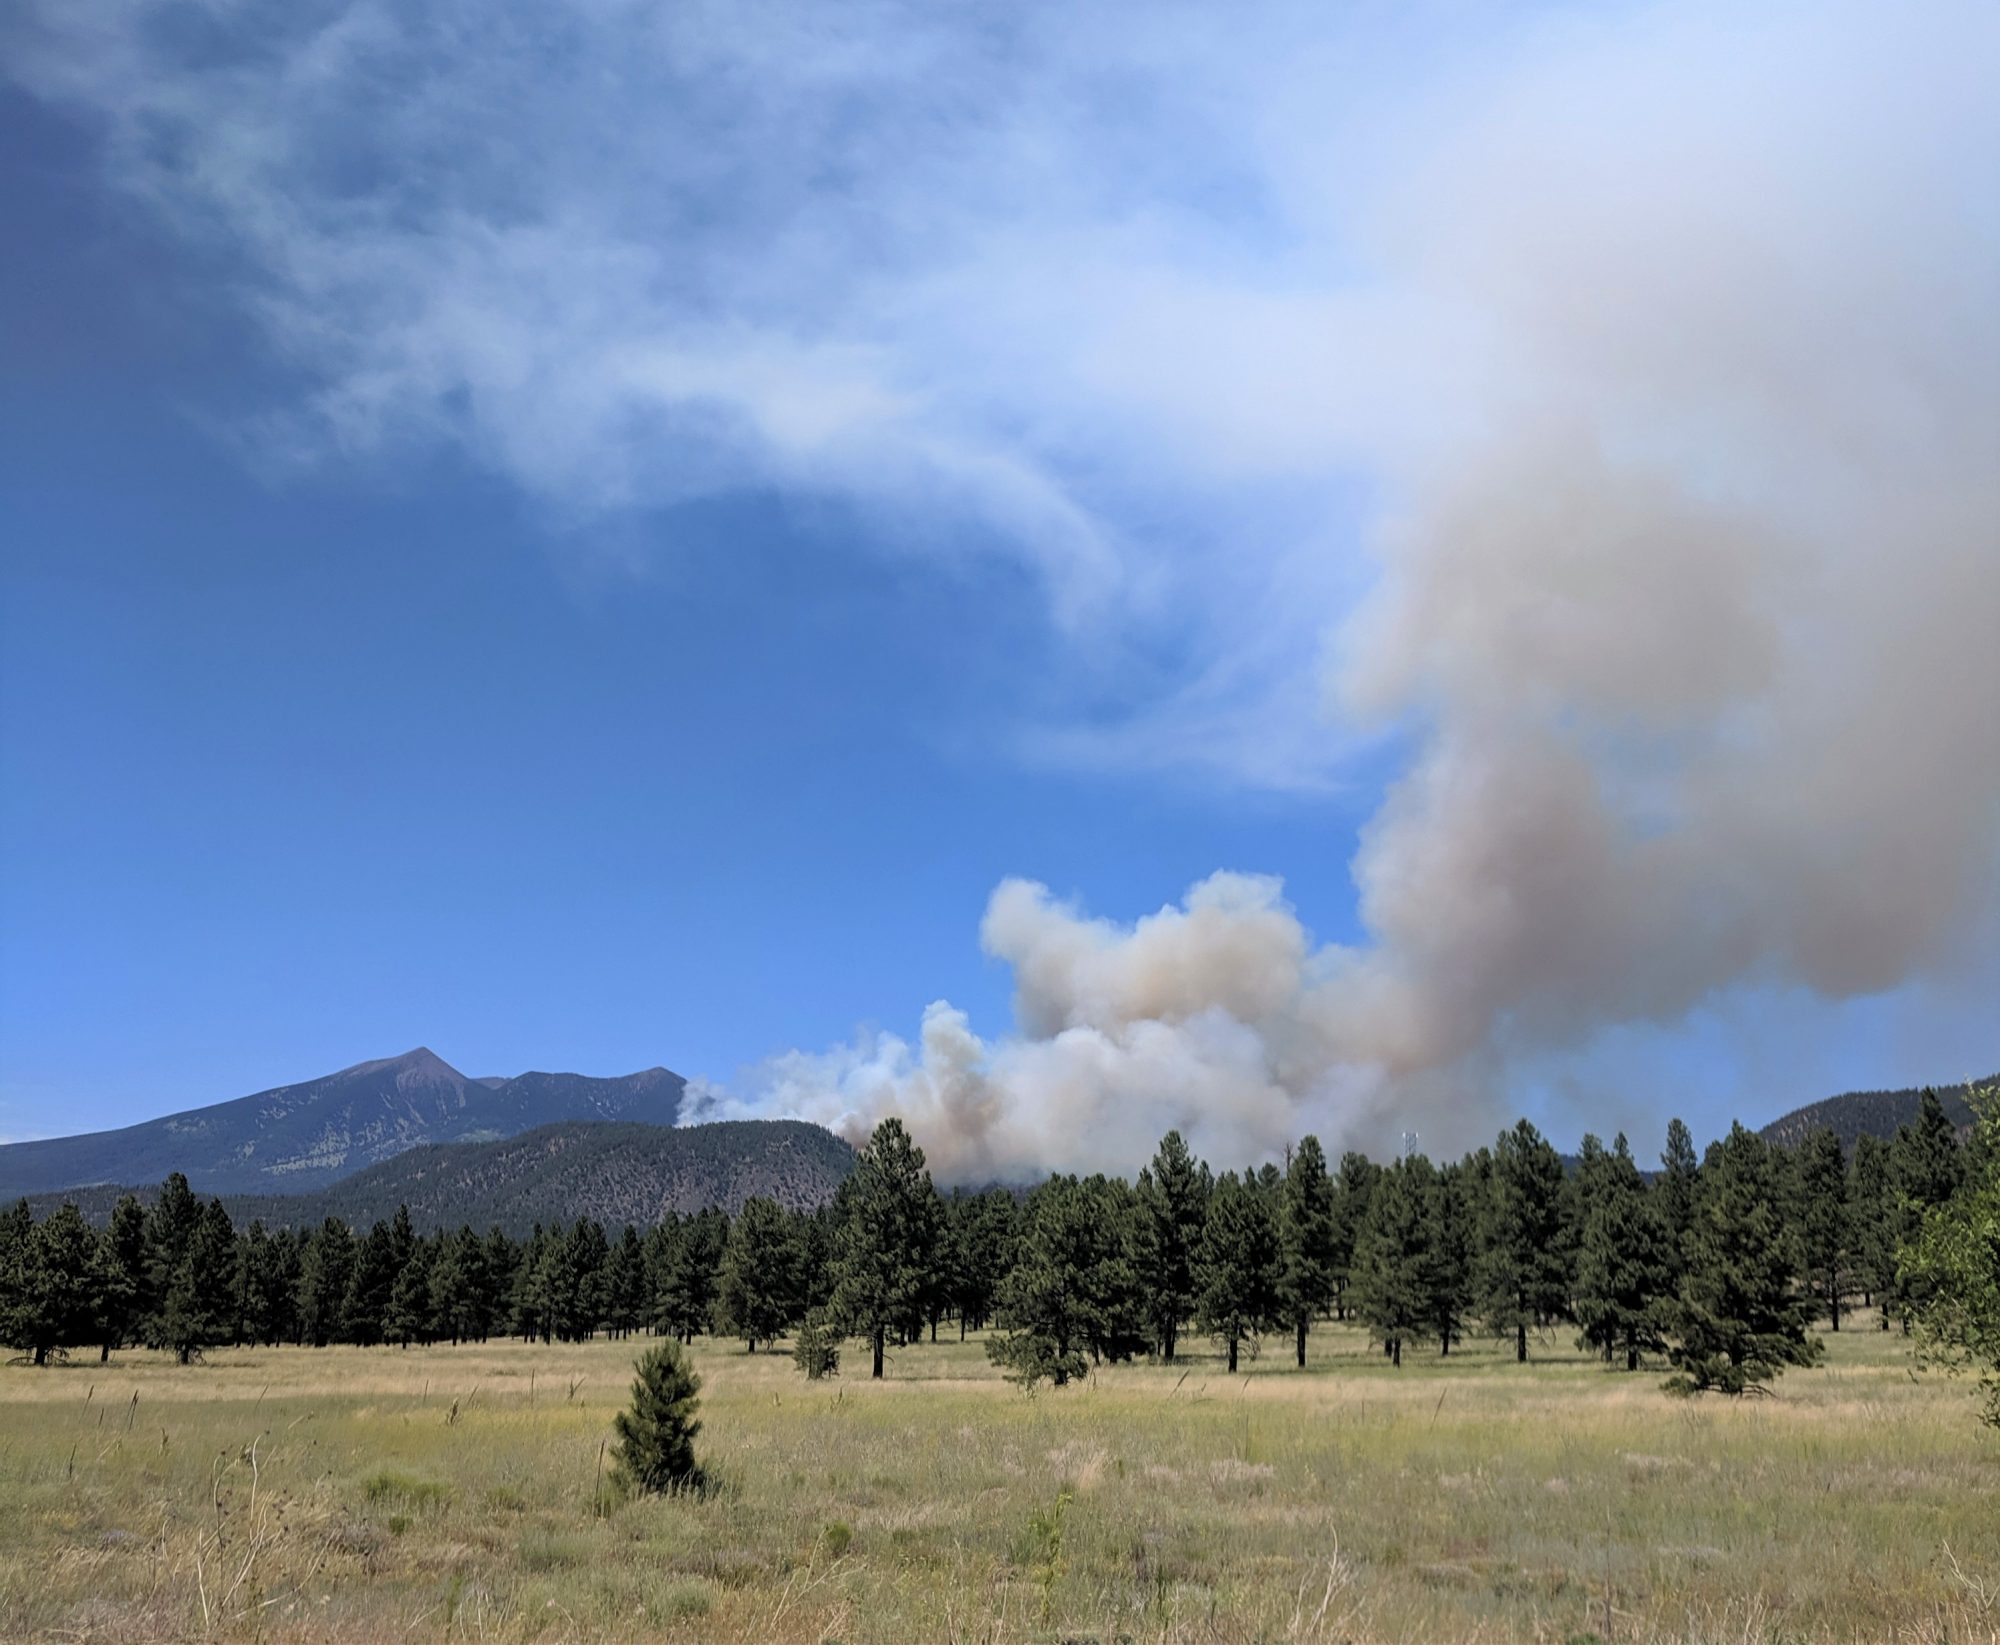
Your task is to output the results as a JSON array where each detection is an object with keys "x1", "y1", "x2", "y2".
[{"x1": 0, "y1": 1089, "x2": 1987, "y2": 1402}]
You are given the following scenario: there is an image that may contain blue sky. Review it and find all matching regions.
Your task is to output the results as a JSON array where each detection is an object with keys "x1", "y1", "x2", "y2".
[{"x1": 2, "y1": 1, "x2": 1994, "y2": 1174}]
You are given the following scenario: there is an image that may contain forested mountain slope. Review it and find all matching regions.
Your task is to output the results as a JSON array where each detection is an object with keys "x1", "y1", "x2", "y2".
[
  {"x1": 1759, "y1": 1078, "x2": 1987, "y2": 1150},
  {"x1": 0, "y1": 1050, "x2": 685, "y2": 1197},
  {"x1": 27, "y1": 1119, "x2": 854, "y2": 1235}
]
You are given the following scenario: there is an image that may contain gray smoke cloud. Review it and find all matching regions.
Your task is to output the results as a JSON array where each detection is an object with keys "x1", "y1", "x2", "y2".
[
  {"x1": 713, "y1": 2, "x2": 2000, "y2": 1177},
  {"x1": 12, "y1": 1, "x2": 1996, "y2": 1175}
]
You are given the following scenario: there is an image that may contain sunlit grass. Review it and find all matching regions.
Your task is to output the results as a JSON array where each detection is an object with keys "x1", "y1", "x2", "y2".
[{"x1": 0, "y1": 1313, "x2": 1994, "y2": 1641}]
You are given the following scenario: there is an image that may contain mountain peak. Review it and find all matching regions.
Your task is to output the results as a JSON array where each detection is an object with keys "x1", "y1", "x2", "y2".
[{"x1": 335, "y1": 1047, "x2": 467, "y2": 1084}]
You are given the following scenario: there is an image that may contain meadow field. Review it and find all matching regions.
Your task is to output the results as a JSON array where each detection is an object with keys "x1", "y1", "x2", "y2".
[{"x1": 1, "y1": 1316, "x2": 1994, "y2": 1644}]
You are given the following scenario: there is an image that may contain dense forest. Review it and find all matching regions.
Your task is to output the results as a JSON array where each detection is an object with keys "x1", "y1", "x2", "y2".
[{"x1": 2, "y1": 1089, "x2": 1990, "y2": 1405}]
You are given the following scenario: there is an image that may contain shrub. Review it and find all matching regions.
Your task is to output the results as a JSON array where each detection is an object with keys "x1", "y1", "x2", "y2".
[
  {"x1": 793, "y1": 1310, "x2": 841, "y2": 1380},
  {"x1": 613, "y1": 1341, "x2": 705, "y2": 1494}
]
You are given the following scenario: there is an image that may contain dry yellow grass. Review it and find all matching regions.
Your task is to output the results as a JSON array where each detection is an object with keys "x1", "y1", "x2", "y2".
[{"x1": 1, "y1": 1313, "x2": 1995, "y2": 1642}]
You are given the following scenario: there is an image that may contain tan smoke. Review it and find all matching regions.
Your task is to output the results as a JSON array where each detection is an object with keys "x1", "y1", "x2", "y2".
[{"x1": 745, "y1": 1, "x2": 2000, "y2": 1179}]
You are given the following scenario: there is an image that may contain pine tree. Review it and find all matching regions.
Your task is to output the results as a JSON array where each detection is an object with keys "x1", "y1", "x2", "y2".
[
  {"x1": 297, "y1": 1219, "x2": 354, "y2": 1347},
  {"x1": 1349, "y1": 1156, "x2": 1432, "y2": 1366},
  {"x1": 1136, "y1": 1130, "x2": 1209, "y2": 1361},
  {"x1": 156, "y1": 1198, "x2": 235, "y2": 1364},
  {"x1": 9, "y1": 1203, "x2": 100, "y2": 1365},
  {"x1": 716, "y1": 1196, "x2": 801, "y2": 1352},
  {"x1": 946, "y1": 1188, "x2": 1015, "y2": 1338},
  {"x1": 1657, "y1": 1117, "x2": 1700, "y2": 1283},
  {"x1": 1886, "y1": 1090, "x2": 1966, "y2": 1333},
  {"x1": 1903, "y1": 1086, "x2": 2000, "y2": 1425},
  {"x1": 386, "y1": 1237, "x2": 434, "y2": 1347},
  {"x1": 1573, "y1": 1136, "x2": 1672, "y2": 1369},
  {"x1": 1426, "y1": 1159, "x2": 1477, "y2": 1356},
  {"x1": 1329, "y1": 1151, "x2": 1378, "y2": 1320},
  {"x1": 1666, "y1": 1123, "x2": 1821, "y2": 1395},
  {"x1": 1848, "y1": 1133, "x2": 1895, "y2": 1320},
  {"x1": 1476, "y1": 1120, "x2": 1573, "y2": 1362},
  {"x1": 605, "y1": 1225, "x2": 648, "y2": 1338},
  {"x1": 1279, "y1": 1136, "x2": 1338, "y2": 1367},
  {"x1": 93, "y1": 1194, "x2": 150, "y2": 1361},
  {"x1": 428, "y1": 1226, "x2": 490, "y2": 1345},
  {"x1": 612, "y1": 1341, "x2": 705, "y2": 1494},
  {"x1": 828, "y1": 1118, "x2": 939, "y2": 1378},
  {"x1": 1194, "y1": 1171, "x2": 1281, "y2": 1372},
  {"x1": 792, "y1": 1309, "x2": 841, "y2": 1380},
  {"x1": 654, "y1": 1209, "x2": 728, "y2": 1345},
  {"x1": 987, "y1": 1174, "x2": 1146, "y2": 1387},
  {"x1": 1796, "y1": 1128, "x2": 1851, "y2": 1330}
]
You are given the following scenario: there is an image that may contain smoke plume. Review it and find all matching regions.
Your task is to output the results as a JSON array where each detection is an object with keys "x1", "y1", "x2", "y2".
[{"x1": 724, "y1": 3, "x2": 2000, "y2": 1177}]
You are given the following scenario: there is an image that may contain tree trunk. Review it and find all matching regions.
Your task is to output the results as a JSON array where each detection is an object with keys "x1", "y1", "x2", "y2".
[
  {"x1": 1227, "y1": 1335, "x2": 1239, "y2": 1373},
  {"x1": 1441, "y1": 1333, "x2": 1450, "y2": 1357},
  {"x1": 959, "y1": 1317, "x2": 966, "y2": 1342},
  {"x1": 32, "y1": 1344, "x2": 47, "y2": 1366},
  {"x1": 100, "y1": 1342, "x2": 111, "y2": 1364},
  {"x1": 1626, "y1": 1344, "x2": 1639, "y2": 1372},
  {"x1": 872, "y1": 1330, "x2": 885, "y2": 1379},
  {"x1": 930, "y1": 1317, "x2": 938, "y2": 1344},
  {"x1": 1829, "y1": 1284, "x2": 1841, "y2": 1332},
  {"x1": 1515, "y1": 1323, "x2": 1528, "y2": 1363},
  {"x1": 1391, "y1": 1337, "x2": 1402, "y2": 1367},
  {"x1": 1296, "y1": 1318, "x2": 1307, "y2": 1368}
]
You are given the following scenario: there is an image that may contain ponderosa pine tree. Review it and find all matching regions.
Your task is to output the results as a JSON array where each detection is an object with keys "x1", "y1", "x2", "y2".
[
  {"x1": 93, "y1": 1193, "x2": 149, "y2": 1361},
  {"x1": 1573, "y1": 1136, "x2": 1672, "y2": 1370},
  {"x1": 605, "y1": 1224, "x2": 648, "y2": 1338},
  {"x1": 1279, "y1": 1136, "x2": 1338, "y2": 1367},
  {"x1": 297, "y1": 1218, "x2": 353, "y2": 1346},
  {"x1": 947, "y1": 1188, "x2": 1015, "y2": 1337},
  {"x1": 716, "y1": 1195, "x2": 801, "y2": 1351},
  {"x1": 155, "y1": 1197, "x2": 234, "y2": 1363},
  {"x1": 1349, "y1": 1155, "x2": 1432, "y2": 1366},
  {"x1": 1476, "y1": 1120, "x2": 1572, "y2": 1362},
  {"x1": 1195, "y1": 1170, "x2": 1281, "y2": 1372},
  {"x1": 1329, "y1": 1151, "x2": 1378, "y2": 1321},
  {"x1": 1136, "y1": 1130, "x2": 1208, "y2": 1361},
  {"x1": 1903, "y1": 1086, "x2": 2000, "y2": 1426},
  {"x1": 987, "y1": 1175, "x2": 1105, "y2": 1388},
  {"x1": 1657, "y1": 1118, "x2": 1700, "y2": 1283},
  {"x1": 1886, "y1": 1090, "x2": 1966, "y2": 1333},
  {"x1": 9, "y1": 1202, "x2": 99, "y2": 1364},
  {"x1": 1848, "y1": 1133, "x2": 1895, "y2": 1320},
  {"x1": 1796, "y1": 1128, "x2": 1851, "y2": 1330},
  {"x1": 613, "y1": 1341, "x2": 704, "y2": 1494},
  {"x1": 1427, "y1": 1159, "x2": 1477, "y2": 1356},
  {"x1": 1666, "y1": 1123, "x2": 1821, "y2": 1396},
  {"x1": 828, "y1": 1117, "x2": 939, "y2": 1378}
]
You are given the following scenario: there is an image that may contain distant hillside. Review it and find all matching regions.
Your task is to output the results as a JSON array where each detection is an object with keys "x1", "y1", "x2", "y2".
[
  {"x1": 0, "y1": 1049, "x2": 684, "y2": 1198},
  {"x1": 26, "y1": 1119, "x2": 854, "y2": 1236},
  {"x1": 1759, "y1": 1077, "x2": 1989, "y2": 1150}
]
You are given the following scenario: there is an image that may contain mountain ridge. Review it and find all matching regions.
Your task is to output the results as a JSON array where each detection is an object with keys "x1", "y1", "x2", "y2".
[
  {"x1": 20, "y1": 1118, "x2": 854, "y2": 1236},
  {"x1": 0, "y1": 1050, "x2": 686, "y2": 1198}
]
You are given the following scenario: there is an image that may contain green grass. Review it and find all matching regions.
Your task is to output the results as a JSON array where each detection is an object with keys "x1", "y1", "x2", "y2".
[{"x1": 0, "y1": 1314, "x2": 1994, "y2": 1641}]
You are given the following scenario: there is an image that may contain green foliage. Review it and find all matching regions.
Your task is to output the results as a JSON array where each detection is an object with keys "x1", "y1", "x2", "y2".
[
  {"x1": 1476, "y1": 1120, "x2": 1573, "y2": 1361},
  {"x1": 612, "y1": 1341, "x2": 705, "y2": 1495},
  {"x1": 1666, "y1": 1124, "x2": 1821, "y2": 1396},
  {"x1": 715, "y1": 1195, "x2": 802, "y2": 1350},
  {"x1": 1795, "y1": 1127, "x2": 1851, "y2": 1328},
  {"x1": 1573, "y1": 1136, "x2": 1672, "y2": 1369},
  {"x1": 1278, "y1": 1136, "x2": 1337, "y2": 1365},
  {"x1": 1349, "y1": 1156, "x2": 1434, "y2": 1364},
  {"x1": 1195, "y1": 1171, "x2": 1280, "y2": 1372},
  {"x1": 791, "y1": 1309, "x2": 841, "y2": 1380},
  {"x1": 827, "y1": 1119, "x2": 940, "y2": 1378},
  {"x1": 1136, "y1": 1130, "x2": 1209, "y2": 1361},
  {"x1": 987, "y1": 1174, "x2": 1143, "y2": 1389},
  {"x1": 1903, "y1": 1086, "x2": 2000, "y2": 1425}
]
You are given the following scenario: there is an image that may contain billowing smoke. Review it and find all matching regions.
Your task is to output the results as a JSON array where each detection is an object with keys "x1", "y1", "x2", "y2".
[
  {"x1": 12, "y1": 1, "x2": 1996, "y2": 1176},
  {"x1": 721, "y1": 3, "x2": 2000, "y2": 1177}
]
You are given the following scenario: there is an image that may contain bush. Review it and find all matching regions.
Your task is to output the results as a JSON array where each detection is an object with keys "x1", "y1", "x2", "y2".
[
  {"x1": 613, "y1": 1340, "x2": 705, "y2": 1494},
  {"x1": 793, "y1": 1310, "x2": 841, "y2": 1380}
]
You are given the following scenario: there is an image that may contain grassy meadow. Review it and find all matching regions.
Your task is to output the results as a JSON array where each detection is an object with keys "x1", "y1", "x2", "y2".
[{"x1": 1, "y1": 1315, "x2": 1995, "y2": 1644}]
